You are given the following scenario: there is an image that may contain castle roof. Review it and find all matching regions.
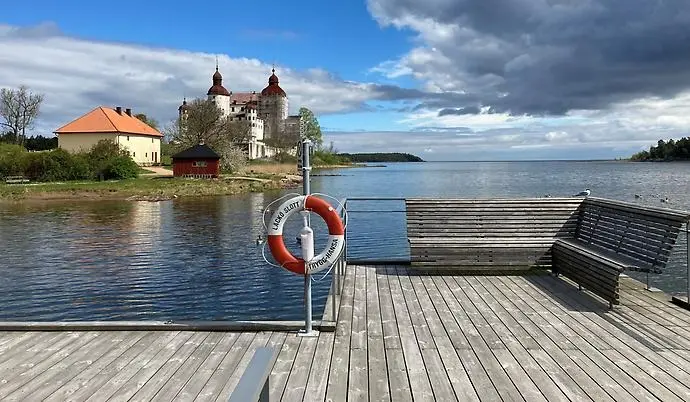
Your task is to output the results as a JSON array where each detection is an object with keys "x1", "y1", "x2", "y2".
[
  {"x1": 261, "y1": 68, "x2": 287, "y2": 97},
  {"x1": 207, "y1": 67, "x2": 230, "y2": 96},
  {"x1": 54, "y1": 106, "x2": 163, "y2": 137},
  {"x1": 230, "y1": 92, "x2": 257, "y2": 104},
  {"x1": 178, "y1": 98, "x2": 190, "y2": 112}
]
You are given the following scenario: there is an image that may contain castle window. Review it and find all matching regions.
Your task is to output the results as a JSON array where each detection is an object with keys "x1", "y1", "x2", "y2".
[
  {"x1": 232, "y1": 107, "x2": 235, "y2": 112},
  {"x1": 127, "y1": 136, "x2": 130, "y2": 141}
]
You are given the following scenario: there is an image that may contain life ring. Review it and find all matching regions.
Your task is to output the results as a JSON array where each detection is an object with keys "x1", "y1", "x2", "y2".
[{"x1": 267, "y1": 195, "x2": 344, "y2": 275}]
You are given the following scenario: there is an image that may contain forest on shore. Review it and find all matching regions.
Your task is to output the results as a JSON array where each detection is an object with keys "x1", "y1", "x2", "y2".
[
  {"x1": 631, "y1": 138, "x2": 690, "y2": 161},
  {"x1": 337, "y1": 152, "x2": 424, "y2": 162}
]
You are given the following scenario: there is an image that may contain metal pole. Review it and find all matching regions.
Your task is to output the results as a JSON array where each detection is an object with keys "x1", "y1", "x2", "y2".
[{"x1": 302, "y1": 140, "x2": 313, "y2": 335}]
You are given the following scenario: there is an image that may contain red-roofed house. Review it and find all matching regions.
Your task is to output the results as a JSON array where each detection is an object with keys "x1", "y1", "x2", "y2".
[{"x1": 55, "y1": 106, "x2": 163, "y2": 165}]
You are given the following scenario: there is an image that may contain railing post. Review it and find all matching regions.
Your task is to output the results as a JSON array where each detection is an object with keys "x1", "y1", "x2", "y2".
[{"x1": 686, "y1": 224, "x2": 689, "y2": 304}]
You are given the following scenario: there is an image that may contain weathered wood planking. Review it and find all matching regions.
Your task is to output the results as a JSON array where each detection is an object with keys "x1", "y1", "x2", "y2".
[
  {"x1": 2, "y1": 265, "x2": 690, "y2": 401},
  {"x1": 553, "y1": 197, "x2": 690, "y2": 307},
  {"x1": 406, "y1": 198, "x2": 583, "y2": 269}
]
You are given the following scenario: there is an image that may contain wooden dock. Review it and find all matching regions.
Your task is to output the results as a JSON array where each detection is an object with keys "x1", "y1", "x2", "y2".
[{"x1": 2, "y1": 264, "x2": 690, "y2": 401}]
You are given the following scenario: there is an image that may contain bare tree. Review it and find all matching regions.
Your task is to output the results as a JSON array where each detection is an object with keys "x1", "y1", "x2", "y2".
[
  {"x1": 264, "y1": 127, "x2": 300, "y2": 159},
  {"x1": 165, "y1": 98, "x2": 251, "y2": 171},
  {"x1": 169, "y1": 98, "x2": 251, "y2": 148},
  {"x1": 0, "y1": 86, "x2": 44, "y2": 146}
]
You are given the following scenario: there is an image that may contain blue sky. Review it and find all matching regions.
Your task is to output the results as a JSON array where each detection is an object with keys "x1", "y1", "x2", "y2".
[
  {"x1": 1, "y1": 1, "x2": 408, "y2": 82},
  {"x1": 1, "y1": 0, "x2": 690, "y2": 160}
]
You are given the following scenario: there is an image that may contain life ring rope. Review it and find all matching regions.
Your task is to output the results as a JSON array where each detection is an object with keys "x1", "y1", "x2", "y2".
[
  {"x1": 261, "y1": 192, "x2": 348, "y2": 233},
  {"x1": 264, "y1": 194, "x2": 346, "y2": 275}
]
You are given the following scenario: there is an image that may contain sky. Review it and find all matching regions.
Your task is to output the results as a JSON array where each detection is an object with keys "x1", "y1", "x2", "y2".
[{"x1": 2, "y1": 0, "x2": 690, "y2": 160}]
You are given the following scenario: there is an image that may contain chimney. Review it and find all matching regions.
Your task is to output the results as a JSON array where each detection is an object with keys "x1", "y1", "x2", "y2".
[
  {"x1": 125, "y1": 108, "x2": 132, "y2": 117},
  {"x1": 115, "y1": 106, "x2": 122, "y2": 115}
]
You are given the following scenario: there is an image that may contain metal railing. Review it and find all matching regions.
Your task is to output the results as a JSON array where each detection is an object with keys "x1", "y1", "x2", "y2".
[{"x1": 326, "y1": 197, "x2": 408, "y2": 322}]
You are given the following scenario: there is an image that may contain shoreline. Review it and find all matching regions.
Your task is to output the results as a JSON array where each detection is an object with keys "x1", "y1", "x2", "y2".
[
  {"x1": 0, "y1": 173, "x2": 303, "y2": 203},
  {"x1": 0, "y1": 163, "x2": 365, "y2": 203}
]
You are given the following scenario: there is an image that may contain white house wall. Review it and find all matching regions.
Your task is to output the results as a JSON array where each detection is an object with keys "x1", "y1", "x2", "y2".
[
  {"x1": 57, "y1": 132, "x2": 161, "y2": 166},
  {"x1": 117, "y1": 134, "x2": 161, "y2": 165},
  {"x1": 58, "y1": 133, "x2": 118, "y2": 153}
]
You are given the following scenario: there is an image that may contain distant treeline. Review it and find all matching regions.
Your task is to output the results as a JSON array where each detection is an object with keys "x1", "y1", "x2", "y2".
[
  {"x1": 0, "y1": 133, "x2": 57, "y2": 151},
  {"x1": 631, "y1": 138, "x2": 690, "y2": 161},
  {"x1": 338, "y1": 152, "x2": 424, "y2": 162}
]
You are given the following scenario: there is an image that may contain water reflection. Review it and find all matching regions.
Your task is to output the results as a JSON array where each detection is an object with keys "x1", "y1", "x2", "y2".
[
  {"x1": 0, "y1": 195, "x2": 330, "y2": 321},
  {"x1": 2, "y1": 161, "x2": 690, "y2": 321}
]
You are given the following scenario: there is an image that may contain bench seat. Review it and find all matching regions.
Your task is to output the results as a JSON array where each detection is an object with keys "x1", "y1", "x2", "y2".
[
  {"x1": 551, "y1": 197, "x2": 690, "y2": 307},
  {"x1": 552, "y1": 239, "x2": 628, "y2": 306},
  {"x1": 405, "y1": 196, "x2": 690, "y2": 308}
]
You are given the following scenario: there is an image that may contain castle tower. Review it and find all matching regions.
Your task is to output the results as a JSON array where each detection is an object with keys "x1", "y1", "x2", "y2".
[
  {"x1": 178, "y1": 97, "x2": 190, "y2": 120},
  {"x1": 259, "y1": 68, "x2": 288, "y2": 140},
  {"x1": 207, "y1": 61, "x2": 231, "y2": 115}
]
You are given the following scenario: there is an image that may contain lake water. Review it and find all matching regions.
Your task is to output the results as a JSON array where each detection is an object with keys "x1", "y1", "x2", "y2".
[{"x1": 1, "y1": 161, "x2": 689, "y2": 321}]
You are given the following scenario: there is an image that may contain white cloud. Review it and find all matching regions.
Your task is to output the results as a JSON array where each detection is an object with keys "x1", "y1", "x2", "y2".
[{"x1": 0, "y1": 23, "x2": 378, "y2": 134}]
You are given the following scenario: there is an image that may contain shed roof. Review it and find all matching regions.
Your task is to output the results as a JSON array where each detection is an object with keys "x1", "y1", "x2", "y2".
[{"x1": 172, "y1": 144, "x2": 221, "y2": 160}]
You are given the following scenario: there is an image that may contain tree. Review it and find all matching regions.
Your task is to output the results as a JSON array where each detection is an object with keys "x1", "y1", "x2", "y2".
[
  {"x1": 299, "y1": 107, "x2": 322, "y2": 146},
  {"x1": 164, "y1": 98, "x2": 250, "y2": 171},
  {"x1": 134, "y1": 113, "x2": 159, "y2": 130},
  {"x1": 264, "y1": 126, "x2": 300, "y2": 161},
  {"x1": 25, "y1": 135, "x2": 58, "y2": 151},
  {"x1": 166, "y1": 98, "x2": 251, "y2": 148},
  {"x1": 0, "y1": 86, "x2": 44, "y2": 146}
]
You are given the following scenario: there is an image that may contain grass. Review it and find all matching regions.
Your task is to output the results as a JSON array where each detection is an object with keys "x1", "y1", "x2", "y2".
[
  {"x1": 138, "y1": 167, "x2": 157, "y2": 174},
  {"x1": 0, "y1": 175, "x2": 290, "y2": 201}
]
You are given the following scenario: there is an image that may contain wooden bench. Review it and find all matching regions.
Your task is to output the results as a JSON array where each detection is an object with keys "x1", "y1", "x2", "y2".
[
  {"x1": 4, "y1": 175, "x2": 29, "y2": 184},
  {"x1": 552, "y1": 197, "x2": 690, "y2": 307},
  {"x1": 406, "y1": 198, "x2": 583, "y2": 271}
]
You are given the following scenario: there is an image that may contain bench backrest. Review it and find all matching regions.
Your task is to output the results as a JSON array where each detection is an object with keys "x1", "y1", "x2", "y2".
[
  {"x1": 406, "y1": 198, "x2": 583, "y2": 240},
  {"x1": 406, "y1": 198, "x2": 583, "y2": 268},
  {"x1": 576, "y1": 197, "x2": 690, "y2": 272}
]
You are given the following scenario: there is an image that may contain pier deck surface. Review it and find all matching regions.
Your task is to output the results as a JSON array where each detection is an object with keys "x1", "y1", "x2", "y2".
[{"x1": 2, "y1": 265, "x2": 690, "y2": 401}]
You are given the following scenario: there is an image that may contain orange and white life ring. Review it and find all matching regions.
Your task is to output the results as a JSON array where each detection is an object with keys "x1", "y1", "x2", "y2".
[{"x1": 267, "y1": 195, "x2": 344, "y2": 275}]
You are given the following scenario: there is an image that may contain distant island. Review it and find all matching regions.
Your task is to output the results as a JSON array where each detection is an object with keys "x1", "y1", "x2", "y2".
[
  {"x1": 631, "y1": 137, "x2": 690, "y2": 161},
  {"x1": 337, "y1": 152, "x2": 424, "y2": 163}
]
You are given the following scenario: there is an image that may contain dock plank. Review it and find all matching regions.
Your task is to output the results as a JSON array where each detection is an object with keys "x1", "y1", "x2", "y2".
[
  {"x1": 387, "y1": 266, "x2": 435, "y2": 401},
  {"x1": 282, "y1": 336, "x2": 318, "y2": 402},
  {"x1": 2, "y1": 264, "x2": 690, "y2": 401},
  {"x1": 120, "y1": 332, "x2": 209, "y2": 402},
  {"x1": 376, "y1": 264, "x2": 401, "y2": 349},
  {"x1": 303, "y1": 331, "x2": 335, "y2": 402},
  {"x1": 158, "y1": 333, "x2": 239, "y2": 401},
  {"x1": 44, "y1": 331, "x2": 153, "y2": 402},
  {"x1": 151, "y1": 332, "x2": 224, "y2": 402}
]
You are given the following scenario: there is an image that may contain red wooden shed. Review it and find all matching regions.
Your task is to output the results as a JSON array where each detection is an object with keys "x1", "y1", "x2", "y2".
[{"x1": 171, "y1": 144, "x2": 221, "y2": 178}]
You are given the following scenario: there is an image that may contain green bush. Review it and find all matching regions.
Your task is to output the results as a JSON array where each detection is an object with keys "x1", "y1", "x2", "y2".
[
  {"x1": 0, "y1": 139, "x2": 140, "y2": 182},
  {"x1": 101, "y1": 155, "x2": 139, "y2": 180},
  {"x1": 311, "y1": 150, "x2": 351, "y2": 166},
  {"x1": 0, "y1": 143, "x2": 28, "y2": 178},
  {"x1": 23, "y1": 148, "x2": 92, "y2": 182}
]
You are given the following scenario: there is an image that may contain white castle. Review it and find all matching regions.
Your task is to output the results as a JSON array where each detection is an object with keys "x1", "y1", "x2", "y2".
[{"x1": 178, "y1": 65, "x2": 301, "y2": 159}]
